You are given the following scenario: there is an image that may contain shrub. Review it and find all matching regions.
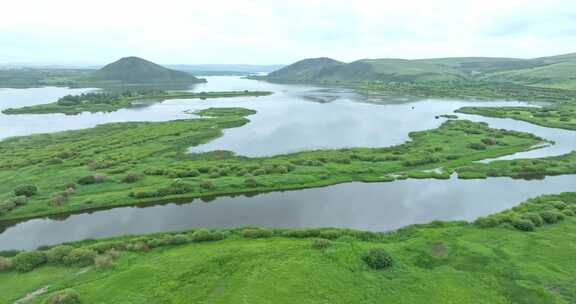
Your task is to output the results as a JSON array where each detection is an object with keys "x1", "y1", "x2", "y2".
[
  {"x1": 43, "y1": 289, "x2": 80, "y2": 304},
  {"x1": 244, "y1": 177, "x2": 259, "y2": 187},
  {"x1": 284, "y1": 229, "x2": 321, "y2": 238},
  {"x1": 311, "y1": 239, "x2": 331, "y2": 250},
  {"x1": 540, "y1": 210, "x2": 564, "y2": 224},
  {"x1": 361, "y1": 248, "x2": 394, "y2": 270},
  {"x1": 77, "y1": 175, "x2": 98, "y2": 185},
  {"x1": 158, "y1": 234, "x2": 190, "y2": 246},
  {"x1": 467, "y1": 143, "x2": 487, "y2": 150},
  {"x1": 563, "y1": 209, "x2": 575, "y2": 217},
  {"x1": 200, "y1": 180, "x2": 214, "y2": 189},
  {"x1": 481, "y1": 138, "x2": 498, "y2": 145},
  {"x1": 241, "y1": 228, "x2": 273, "y2": 239},
  {"x1": 522, "y1": 213, "x2": 544, "y2": 227},
  {"x1": 94, "y1": 255, "x2": 114, "y2": 268},
  {"x1": 50, "y1": 192, "x2": 68, "y2": 206},
  {"x1": 63, "y1": 248, "x2": 97, "y2": 267},
  {"x1": 319, "y1": 230, "x2": 343, "y2": 240},
  {"x1": 64, "y1": 182, "x2": 77, "y2": 190},
  {"x1": 9, "y1": 195, "x2": 27, "y2": 206},
  {"x1": 12, "y1": 251, "x2": 47, "y2": 272},
  {"x1": 550, "y1": 201, "x2": 567, "y2": 210},
  {"x1": 190, "y1": 229, "x2": 225, "y2": 242},
  {"x1": 46, "y1": 245, "x2": 73, "y2": 265},
  {"x1": 126, "y1": 241, "x2": 149, "y2": 252},
  {"x1": 0, "y1": 257, "x2": 12, "y2": 272},
  {"x1": 14, "y1": 184, "x2": 38, "y2": 197},
  {"x1": 511, "y1": 218, "x2": 535, "y2": 231},
  {"x1": 122, "y1": 172, "x2": 142, "y2": 183}
]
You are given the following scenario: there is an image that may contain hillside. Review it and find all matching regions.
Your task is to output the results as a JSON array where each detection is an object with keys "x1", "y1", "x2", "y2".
[
  {"x1": 482, "y1": 53, "x2": 576, "y2": 89},
  {"x1": 91, "y1": 57, "x2": 205, "y2": 84},
  {"x1": 258, "y1": 52, "x2": 576, "y2": 89},
  {"x1": 262, "y1": 57, "x2": 464, "y2": 83}
]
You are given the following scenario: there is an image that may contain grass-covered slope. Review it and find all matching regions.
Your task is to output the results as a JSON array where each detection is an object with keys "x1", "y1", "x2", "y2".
[
  {"x1": 259, "y1": 52, "x2": 576, "y2": 90},
  {"x1": 1, "y1": 193, "x2": 576, "y2": 303},
  {"x1": 0, "y1": 107, "x2": 545, "y2": 221},
  {"x1": 91, "y1": 57, "x2": 206, "y2": 84},
  {"x1": 261, "y1": 57, "x2": 466, "y2": 83}
]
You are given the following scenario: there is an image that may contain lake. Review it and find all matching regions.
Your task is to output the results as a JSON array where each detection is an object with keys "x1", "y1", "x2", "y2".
[{"x1": 0, "y1": 76, "x2": 574, "y2": 250}]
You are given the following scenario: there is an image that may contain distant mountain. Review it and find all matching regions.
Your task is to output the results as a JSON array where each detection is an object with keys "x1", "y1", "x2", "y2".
[
  {"x1": 260, "y1": 57, "x2": 464, "y2": 83},
  {"x1": 257, "y1": 52, "x2": 576, "y2": 89},
  {"x1": 91, "y1": 57, "x2": 205, "y2": 84}
]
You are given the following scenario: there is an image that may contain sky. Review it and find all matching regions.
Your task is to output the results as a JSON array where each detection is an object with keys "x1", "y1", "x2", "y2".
[{"x1": 1, "y1": 0, "x2": 575, "y2": 65}]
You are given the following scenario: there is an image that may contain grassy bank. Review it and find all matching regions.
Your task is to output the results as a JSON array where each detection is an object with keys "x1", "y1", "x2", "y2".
[
  {"x1": 0, "y1": 106, "x2": 544, "y2": 221},
  {"x1": 2, "y1": 90, "x2": 272, "y2": 115},
  {"x1": 1, "y1": 193, "x2": 575, "y2": 303},
  {"x1": 457, "y1": 103, "x2": 576, "y2": 130}
]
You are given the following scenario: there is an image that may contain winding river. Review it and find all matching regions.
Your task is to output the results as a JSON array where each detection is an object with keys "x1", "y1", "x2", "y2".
[{"x1": 0, "y1": 76, "x2": 574, "y2": 250}]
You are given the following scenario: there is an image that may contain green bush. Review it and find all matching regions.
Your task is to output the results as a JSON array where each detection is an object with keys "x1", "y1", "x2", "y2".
[
  {"x1": 43, "y1": 289, "x2": 80, "y2": 304},
  {"x1": 311, "y1": 238, "x2": 331, "y2": 250},
  {"x1": 63, "y1": 248, "x2": 97, "y2": 267},
  {"x1": 122, "y1": 172, "x2": 142, "y2": 183},
  {"x1": 8, "y1": 195, "x2": 27, "y2": 206},
  {"x1": 540, "y1": 210, "x2": 564, "y2": 224},
  {"x1": 522, "y1": 213, "x2": 544, "y2": 227},
  {"x1": 511, "y1": 218, "x2": 535, "y2": 231},
  {"x1": 361, "y1": 248, "x2": 394, "y2": 270},
  {"x1": 94, "y1": 255, "x2": 114, "y2": 268},
  {"x1": 0, "y1": 256, "x2": 12, "y2": 272},
  {"x1": 284, "y1": 229, "x2": 321, "y2": 238},
  {"x1": 319, "y1": 230, "x2": 343, "y2": 240},
  {"x1": 244, "y1": 177, "x2": 259, "y2": 187},
  {"x1": 46, "y1": 245, "x2": 73, "y2": 265},
  {"x1": 12, "y1": 251, "x2": 47, "y2": 272},
  {"x1": 563, "y1": 209, "x2": 575, "y2": 217},
  {"x1": 77, "y1": 174, "x2": 106, "y2": 185},
  {"x1": 191, "y1": 229, "x2": 225, "y2": 242},
  {"x1": 467, "y1": 142, "x2": 487, "y2": 150},
  {"x1": 241, "y1": 228, "x2": 273, "y2": 239},
  {"x1": 200, "y1": 180, "x2": 214, "y2": 189},
  {"x1": 14, "y1": 184, "x2": 38, "y2": 197}
]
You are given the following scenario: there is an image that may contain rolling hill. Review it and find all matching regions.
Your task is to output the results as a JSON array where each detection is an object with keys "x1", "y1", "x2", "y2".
[
  {"x1": 91, "y1": 56, "x2": 205, "y2": 84},
  {"x1": 257, "y1": 52, "x2": 576, "y2": 89}
]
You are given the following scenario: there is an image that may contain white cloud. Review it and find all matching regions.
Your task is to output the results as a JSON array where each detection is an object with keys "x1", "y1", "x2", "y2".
[{"x1": 0, "y1": 0, "x2": 575, "y2": 64}]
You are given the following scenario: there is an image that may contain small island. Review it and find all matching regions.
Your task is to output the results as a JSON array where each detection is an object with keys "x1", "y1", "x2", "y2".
[{"x1": 2, "y1": 90, "x2": 272, "y2": 115}]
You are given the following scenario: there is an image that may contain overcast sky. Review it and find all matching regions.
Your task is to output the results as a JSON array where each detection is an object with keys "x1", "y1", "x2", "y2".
[{"x1": 1, "y1": 0, "x2": 575, "y2": 64}]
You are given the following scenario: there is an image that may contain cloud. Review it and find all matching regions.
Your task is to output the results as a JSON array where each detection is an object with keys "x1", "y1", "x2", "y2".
[{"x1": 0, "y1": 0, "x2": 575, "y2": 64}]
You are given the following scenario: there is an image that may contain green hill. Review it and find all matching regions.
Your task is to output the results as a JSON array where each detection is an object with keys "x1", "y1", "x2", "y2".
[
  {"x1": 259, "y1": 52, "x2": 576, "y2": 89},
  {"x1": 263, "y1": 57, "x2": 465, "y2": 83},
  {"x1": 91, "y1": 57, "x2": 206, "y2": 84},
  {"x1": 482, "y1": 53, "x2": 576, "y2": 89}
]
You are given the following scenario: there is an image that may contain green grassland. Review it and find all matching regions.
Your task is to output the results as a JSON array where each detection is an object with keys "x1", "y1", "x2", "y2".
[
  {"x1": 1, "y1": 192, "x2": 575, "y2": 303},
  {"x1": 457, "y1": 103, "x2": 576, "y2": 130},
  {"x1": 0, "y1": 107, "x2": 545, "y2": 221},
  {"x1": 2, "y1": 91, "x2": 272, "y2": 115}
]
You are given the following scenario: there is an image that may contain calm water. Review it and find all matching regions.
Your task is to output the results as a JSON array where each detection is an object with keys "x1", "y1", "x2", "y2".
[
  {"x1": 0, "y1": 76, "x2": 574, "y2": 250},
  {"x1": 1, "y1": 175, "x2": 574, "y2": 250}
]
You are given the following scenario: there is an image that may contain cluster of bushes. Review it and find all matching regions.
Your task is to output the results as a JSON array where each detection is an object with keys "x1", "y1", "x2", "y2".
[
  {"x1": 122, "y1": 172, "x2": 143, "y2": 183},
  {"x1": 129, "y1": 180, "x2": 194, "y2": 199},
  {"x1": 467, "y1": 142, "x2": 487, "y2": 150},
  {"x1": 43, "y1": 288, "x2": 80, "y2": 304},
  {"x1": 0, "y1": 184, "x2": 35, "y2": 215},
  {"x1": 77, "y1": 174, "x2": 107, "y2": 185},
  {"x1": 49, "y1": 183, "x2": 77, "y2": 207},
  {"x1": 143, "y1": 163, "x2": 295, "y2": 180},
  {"x1": 0, "y1": 195, "x2": 27, "y2": 216},
  {"x1": 403, "y1": 155, "x2": 441, "y2": 167},
  {"x1": 475, "y1": 193, "x2": 576, "y2": 231},
  {"x1": 14, "y1": 184, "x2": 38, "y2": 197}
]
